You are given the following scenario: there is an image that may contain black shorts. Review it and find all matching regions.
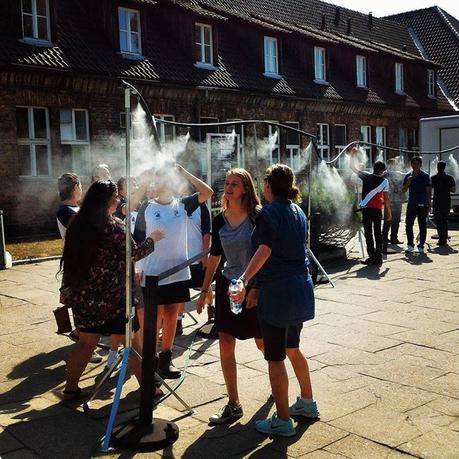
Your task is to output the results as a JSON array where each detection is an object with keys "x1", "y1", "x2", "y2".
[
  {"x1": 143, "y1": 280, "x2": 191, "y2": 306},
  {"x1": 261, "y1": 320, "x2": 303, "y2": 361},
  {"x1": 189, "y1": 263, "x2": 205, "y2": 289},
  {"x1": 80, "y1": 313, "x2": 140, "y2": 335}
]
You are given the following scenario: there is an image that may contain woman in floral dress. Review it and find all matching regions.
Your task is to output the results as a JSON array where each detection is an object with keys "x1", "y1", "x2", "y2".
[{"x1": 60, "y1": 180, "x2": 163, "y2": 400}]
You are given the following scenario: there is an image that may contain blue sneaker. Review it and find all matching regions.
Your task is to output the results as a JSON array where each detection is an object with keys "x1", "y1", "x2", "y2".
[
  {"x1": 289, "y1": 397, "x2": 320, "y2": 419},
  {"x1": 255, "y1": 413, "x2": 296, "y2": 437}
]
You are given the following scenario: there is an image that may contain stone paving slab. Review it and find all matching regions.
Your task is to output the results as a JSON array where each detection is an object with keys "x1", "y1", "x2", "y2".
[{"x1": 0, "y1": 225, "x2": 458, "y2": 458}]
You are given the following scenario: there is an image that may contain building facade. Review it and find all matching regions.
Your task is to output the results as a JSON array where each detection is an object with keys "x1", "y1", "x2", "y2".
[{"x1": 0, "y1": 0, "x2": 454, "y2": 236}]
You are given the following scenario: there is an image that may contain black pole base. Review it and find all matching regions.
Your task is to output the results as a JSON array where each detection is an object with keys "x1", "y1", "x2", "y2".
[{"x1": 112, "y1": 419, "x2": 179, "y2": 452}]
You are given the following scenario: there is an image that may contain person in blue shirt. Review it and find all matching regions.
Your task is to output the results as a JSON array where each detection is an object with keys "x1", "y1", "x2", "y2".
[
  {"x1": 402, "y1": 157, "x2": 432, "y2": 254},
  {"x1": 233, "y1": 164, "x2": 319, "y2": 437}
]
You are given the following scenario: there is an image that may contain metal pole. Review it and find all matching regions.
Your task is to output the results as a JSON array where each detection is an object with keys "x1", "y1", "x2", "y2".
[
  {"x1": 0, "y1": 210, "x2": 6, "y2": 270},
  {"x1": 253, "y1": 125, "x2": 261, "y2": 192},
  {"x1": 125, "y1": 88, "x2": 133, "y2": 348},
  {"x1": 139, "y1": 275, "x2": 159, "y2": 424}
]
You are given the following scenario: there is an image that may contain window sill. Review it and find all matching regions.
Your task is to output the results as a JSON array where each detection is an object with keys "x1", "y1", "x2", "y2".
[
  {"x1": 395, "y1": 90, "x2": 406, "y2": 96},
  {"x1": 314, "y1": 79, "x2": 329, "y2": 86},
  {"x1": 194, "y1": 62, "x2": 217, "y2": 71},
  {"x1": 118, "y1": 52, "x2": 144, "y2": 61},
  {"x1": 263, "y1": 72, "x2": 282, "y2": 80},
  {"x1": 357, "y1": 85, "x2": 368, "y2": 90},
  {"x1": 19, "y1": 37, "x2": 53, "y2": 47}
]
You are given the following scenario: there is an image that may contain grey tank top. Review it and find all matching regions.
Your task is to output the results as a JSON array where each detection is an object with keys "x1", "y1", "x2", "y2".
[{"x1": 220, "y1": 215, "x2": 254, "y2": 281}]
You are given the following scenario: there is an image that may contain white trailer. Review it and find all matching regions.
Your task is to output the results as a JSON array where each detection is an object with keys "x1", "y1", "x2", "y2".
[{"x1": 419, "y1": 115, "x2": 459, "y2": 213}]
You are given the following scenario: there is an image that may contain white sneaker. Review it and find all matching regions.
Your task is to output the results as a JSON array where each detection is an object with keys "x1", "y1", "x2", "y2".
[{"x1": 406, "y1": 245, "x2": 414, "y2": 253}]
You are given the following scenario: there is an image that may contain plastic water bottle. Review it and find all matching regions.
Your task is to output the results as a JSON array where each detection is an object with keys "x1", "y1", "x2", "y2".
[{"x1": 229, "y1": 279, "x2": 242, "y2": 315}]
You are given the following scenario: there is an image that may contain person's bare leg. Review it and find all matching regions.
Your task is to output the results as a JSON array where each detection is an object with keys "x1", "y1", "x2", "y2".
[
  {"x1": 219, "y1": 332, "x2": 239, "y2": 404},
  {"x1": 255, "y1": 337, "x2": 264, "y2": 353},
  {"x1": 268, "y1": 360, "x2": 290, "y2": 421},
  {"x1": 136, "y1": 307, "x2": 145, "y2": 351},
  {"x1": 65, "y1": 332, "x2": 100, "y2": 392},
  {"x1": 161, "y1": 303, "x2": 180, "y2": 352},
  {"x1": 286, "y1": 348, "x2": 313, "y2": 399},
  {"x1": 156, "y1": 304, "x2": 165, "y2": 350}
]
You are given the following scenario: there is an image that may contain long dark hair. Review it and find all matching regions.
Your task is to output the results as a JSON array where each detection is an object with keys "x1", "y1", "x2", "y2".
[{"x1": 59, "y1": 180, "x2": 117, "y2": 286}]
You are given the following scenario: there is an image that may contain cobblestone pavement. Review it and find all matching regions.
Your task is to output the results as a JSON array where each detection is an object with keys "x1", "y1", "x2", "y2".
[{"x1": 0, "y1": 227, "x2": 458, "y2": 458}]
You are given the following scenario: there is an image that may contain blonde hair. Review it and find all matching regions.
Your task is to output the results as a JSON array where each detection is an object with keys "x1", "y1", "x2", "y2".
[{"x1": 222, "y1": 168, "x2": 261, "y2": 218}]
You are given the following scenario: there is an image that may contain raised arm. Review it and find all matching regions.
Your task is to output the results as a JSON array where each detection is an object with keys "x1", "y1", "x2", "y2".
[{"x1": 176, "y1": 164, "x2": 213, "y2": 203}]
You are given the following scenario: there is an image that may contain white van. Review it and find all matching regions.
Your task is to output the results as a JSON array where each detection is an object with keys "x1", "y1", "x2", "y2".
[{"x1": 419, "y1": 115, "x2": 459, "y2": 213}]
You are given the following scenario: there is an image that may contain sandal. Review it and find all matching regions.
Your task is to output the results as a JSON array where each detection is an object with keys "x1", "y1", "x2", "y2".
[{"x1": 62, "y1": 387, "x2": 89, "y2": 402}]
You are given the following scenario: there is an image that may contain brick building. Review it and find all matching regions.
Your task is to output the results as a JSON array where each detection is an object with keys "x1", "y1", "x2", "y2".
[
  {"x1": 386, "y1": 6, "x2": 459, "y2": 111},
  {"x1": 0, "y1": 0, "x2": 455, "y2": 237}
]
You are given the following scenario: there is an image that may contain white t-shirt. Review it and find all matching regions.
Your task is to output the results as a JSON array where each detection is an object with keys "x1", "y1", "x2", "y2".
[
  {"x1": 187, "y1": 203, "x2": 211, "y2": 265},
  {"x1": 136, "y1": 194, "x2": 200, "y2": 286}
]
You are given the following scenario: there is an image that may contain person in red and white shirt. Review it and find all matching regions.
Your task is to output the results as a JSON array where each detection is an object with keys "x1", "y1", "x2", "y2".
[{"x1": 350, "y1": 147, "x2": 392, "y2": 265}]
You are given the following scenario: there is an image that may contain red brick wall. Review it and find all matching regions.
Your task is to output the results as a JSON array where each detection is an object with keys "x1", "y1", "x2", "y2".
[{"x1": 0, "y1": 73, "x2": 451, "y2": 238}]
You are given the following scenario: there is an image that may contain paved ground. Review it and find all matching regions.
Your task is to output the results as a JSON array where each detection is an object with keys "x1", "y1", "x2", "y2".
[{"x1": 0, "y1": 226, "x2": 458, "y2": 459}]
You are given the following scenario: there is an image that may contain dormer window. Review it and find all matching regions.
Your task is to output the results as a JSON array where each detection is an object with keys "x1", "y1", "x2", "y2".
[
  {"x1": 118, "y1": 7, "x2": 141, "y2": 55},
  {"x1": 356, "y1": 55, "x2": 367, "y2": 88},
  {"x1": 395, "y1": 62, "x2": 405, "y2": 94},
  {"x1": 195, "y1": 23, "x2": 214, "y2": 68},
  {"x1": 21, "y1": 0, "x2": 51, "y2": 43},
  {"x1": 427, "y1": 69, "x2": 435, "y2": 98},
  {"x1": 263, "y1": 37, "x2": 280, "y2": 78},
  {"x1": 314, "y1": 47, "x2": 327, "y2": 84}
]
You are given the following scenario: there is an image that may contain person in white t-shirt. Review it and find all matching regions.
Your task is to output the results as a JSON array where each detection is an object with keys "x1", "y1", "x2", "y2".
[
  {"x1": 134, "y1": 162, "x2": 213, "y2": 379},
  {"x1": 175, "y1": 199, "x2": 212, "y2": 336}
]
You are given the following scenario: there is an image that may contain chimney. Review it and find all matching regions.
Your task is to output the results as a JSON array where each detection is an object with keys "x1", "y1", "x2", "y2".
[
  {"x1": 368, "y1": 12, "x2": 373, "y2": 30},
  {"x1": 334, "y1": 7, "x2": 341, "y2": 26},
  {"x1": 321, "y1": 14, "x2": 326, "y2": 30},
  {"x1": 347, "y1": 18, "x2": 352, "y2": 35}
]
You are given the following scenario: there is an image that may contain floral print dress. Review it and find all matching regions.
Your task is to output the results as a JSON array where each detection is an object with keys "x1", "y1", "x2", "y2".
[{"x1": 61, "y1": 221, "x2": 155, "y2": 330}]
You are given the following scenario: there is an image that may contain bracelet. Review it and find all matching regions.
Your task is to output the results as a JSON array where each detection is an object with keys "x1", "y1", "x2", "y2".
[{"x1": 239, "y1": 275, "x2": 248, "y2": 288}]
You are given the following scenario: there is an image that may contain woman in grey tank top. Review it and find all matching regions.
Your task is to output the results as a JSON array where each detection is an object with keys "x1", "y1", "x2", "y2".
[{"x1": 196, "y1": 169, "x2": 264, "y2": 425}]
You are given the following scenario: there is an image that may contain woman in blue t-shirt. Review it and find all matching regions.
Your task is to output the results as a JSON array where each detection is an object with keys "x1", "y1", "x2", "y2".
[{"x1": 233, "y1": 164, "x2": 319, "y2": 437}]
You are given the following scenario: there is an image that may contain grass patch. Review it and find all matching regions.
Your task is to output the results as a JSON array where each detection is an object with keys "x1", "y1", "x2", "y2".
[{"x1": 6, "y1": 237, "x2": 63, "y2": 261}]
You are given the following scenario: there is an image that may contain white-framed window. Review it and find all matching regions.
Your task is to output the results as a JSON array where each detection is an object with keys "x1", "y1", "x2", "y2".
[
  {"x1": 263, "y1": 37, "x2": 280, "y2": 78},
  {"x1": 375, "y1": 126, "x2": 386, "y2": 147},
  {"x1": 195, "y1": 23, "x2": 214, "y2": 67},
  {"x1": 118, "y1": 7, "x2": 141, "y2": 55},
  {"x1": 375, "y1": 126, "x2": 386, "y2": 162},
  {"x1": 314, "y1": 47, "x2": 327, "y2": 83},
  {"x1": 356, "y1": 55, "x2": 367, "y2": 87},
  {"x1": 334, "y1": 124, "x2": 347, "y2": 169},
  {"x1": 21, "y1": 0, "x2": 51, "y2": 43},
  {"x1": 60, "y1": 109, "x2": 90, "y2": 176},
  {"x1": 16, "y1": 106, "x2": 51, "y2": 177},
  {"x1": 399, "y1": 127, "x2": 408, "y2": 149},
  {"x1": 264, "y1": 121, "x2": 280, "y2": 165},
  {"x1": 154, "y1": 114, "x2": 176, "y2": 143},
  {"x1": 316, "y1": 123, "x2": 330, "y2": 161},
  {"x1": 395, "y1": 62, "x2": 405, "y2": 94},
  {"x1": 427, "y1": 69, "x2": 435, "y2": 98},
  {"x1": 360, "y1": 125, "x2": 372, "y2": 163},
  {"x1": 285, "y1": 121, "x2": 300, "y2": 170},
  {"x1": 226, "y1": 119, "x2": 245, "y2": 167}
]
